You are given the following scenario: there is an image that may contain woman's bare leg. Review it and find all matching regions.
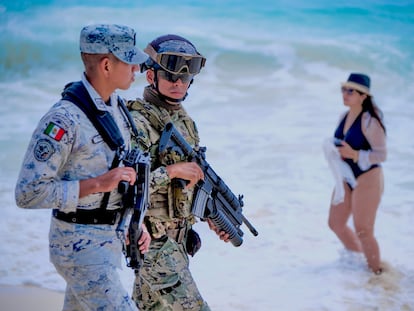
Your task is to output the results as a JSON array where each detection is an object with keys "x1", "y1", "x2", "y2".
[
  {"x1": 352, "y1": 167, "x2": 384, "y2": 272},
  {"x1": 328, "y1": 184, "x2": 363, "y2": 252}
]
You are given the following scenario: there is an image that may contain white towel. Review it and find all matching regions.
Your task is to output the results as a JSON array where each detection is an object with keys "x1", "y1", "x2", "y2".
[{"x1": 322, "y1": 138, "x2": 357, "y2": 205}]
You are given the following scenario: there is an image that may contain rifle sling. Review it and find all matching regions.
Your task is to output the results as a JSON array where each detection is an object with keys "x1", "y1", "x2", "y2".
[{"x1": 61, "y1": 81, "x2": 133, "y2": 213}]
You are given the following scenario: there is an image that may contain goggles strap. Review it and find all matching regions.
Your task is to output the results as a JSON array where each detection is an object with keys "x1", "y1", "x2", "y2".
[{"x1": 144, "y1": 44, "x2": 159, "y2": 64}]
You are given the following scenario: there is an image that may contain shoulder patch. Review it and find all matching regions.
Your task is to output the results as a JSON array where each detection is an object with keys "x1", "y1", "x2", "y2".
[
  {"x1": 44, "y1": 122, "x2": 66, "y2": 141},
  {"x1": 34, "y1": 139, "x2": 55, "y2": 162}
]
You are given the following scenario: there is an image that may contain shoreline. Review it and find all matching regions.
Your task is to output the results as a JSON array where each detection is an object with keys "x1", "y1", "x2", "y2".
[{"x1": 0, "y1": 284, "x2": 64, "y2": 311}]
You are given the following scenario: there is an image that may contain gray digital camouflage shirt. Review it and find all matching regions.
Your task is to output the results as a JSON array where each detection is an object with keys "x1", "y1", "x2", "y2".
[{"x1": 15, "y1": 74, "x2": 138, "y2": 310}]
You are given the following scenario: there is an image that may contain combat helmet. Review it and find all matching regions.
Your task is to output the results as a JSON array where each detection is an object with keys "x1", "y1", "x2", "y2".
[{"x1": 142, "y1": 34, "x2": 206, "y2": 102}]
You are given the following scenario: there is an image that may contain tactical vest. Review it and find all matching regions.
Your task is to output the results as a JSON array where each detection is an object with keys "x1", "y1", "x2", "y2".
[{"x1": 127, "y1": 99, "x2": 199, "y2": 235}]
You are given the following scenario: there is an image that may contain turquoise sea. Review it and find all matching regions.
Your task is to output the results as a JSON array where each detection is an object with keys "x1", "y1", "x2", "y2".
[{"x1": 1, "y1": 1, "x2": 413, "y2": 310}]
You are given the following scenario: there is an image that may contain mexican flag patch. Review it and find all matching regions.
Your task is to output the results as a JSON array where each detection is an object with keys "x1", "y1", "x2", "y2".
[{"x1": 44, "y1": 122, "x2": 66, "y2": 141}]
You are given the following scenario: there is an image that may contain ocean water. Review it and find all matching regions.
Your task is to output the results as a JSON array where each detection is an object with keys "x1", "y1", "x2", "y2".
[{"x1": 1, "y1": 1, "x2": 413, "y2": 310}]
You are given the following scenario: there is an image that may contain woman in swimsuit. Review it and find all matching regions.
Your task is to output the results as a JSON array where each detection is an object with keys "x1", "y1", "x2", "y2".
[{"x1": 328, "y1": 73, "x2": 387, "y2": 274}]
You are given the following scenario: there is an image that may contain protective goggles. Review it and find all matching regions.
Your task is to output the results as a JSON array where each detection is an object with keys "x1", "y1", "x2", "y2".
[
  {"x1": 158, "y1": 70, "x2": 194, "y2": 83},
  {"x1": 144, "y1": 44, "x2": 206, "y2": 74}
]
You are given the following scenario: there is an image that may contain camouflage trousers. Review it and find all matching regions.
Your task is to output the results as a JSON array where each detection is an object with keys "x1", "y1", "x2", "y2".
[
  {"x1": 133, "y1": 237, "x2": 210, "y2": 311},
  {"x1": 57, "y1": 264, "x2": 138, "y2": 311},
  {"x1": 49, "y1": 218, "x2": 138, "y2": 311}
]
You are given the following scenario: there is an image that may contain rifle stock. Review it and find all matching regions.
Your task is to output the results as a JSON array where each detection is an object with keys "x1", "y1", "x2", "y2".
[{"x1": 159, "y1": 122, "x2": 258, "y2": 247}]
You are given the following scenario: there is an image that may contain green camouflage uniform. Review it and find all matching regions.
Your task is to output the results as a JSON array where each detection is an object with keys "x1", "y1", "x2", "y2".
[{"x1": 128, "y1": 88, "x2": 211, "y2": 311}]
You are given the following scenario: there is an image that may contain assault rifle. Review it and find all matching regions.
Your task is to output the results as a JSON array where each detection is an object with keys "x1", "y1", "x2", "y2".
[
  {"x1": 118, "y1": 147, "x2": 151, "y2": 269},
  {"x1": 159, "y1": 122, "x2": 258, "y2": 247}
]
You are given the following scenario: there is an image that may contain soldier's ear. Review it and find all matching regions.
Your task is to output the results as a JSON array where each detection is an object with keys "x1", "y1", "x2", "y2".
[
  {"x1": 146, "y1": 69, "x2": 155, "y2": 84},
  {"x1": 99, "y1": 56, "x2": 111, "y2": 77}
]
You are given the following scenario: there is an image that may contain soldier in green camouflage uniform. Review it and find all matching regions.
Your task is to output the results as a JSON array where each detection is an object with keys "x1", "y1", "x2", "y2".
[{"x1": 128, "y1": 34, "x2": 228, "y2": 311}]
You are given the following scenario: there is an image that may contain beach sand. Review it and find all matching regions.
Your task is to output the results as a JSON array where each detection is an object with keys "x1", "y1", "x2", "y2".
[{"x1": 0, "y1": 284, "x2": 64, "y2": 311}]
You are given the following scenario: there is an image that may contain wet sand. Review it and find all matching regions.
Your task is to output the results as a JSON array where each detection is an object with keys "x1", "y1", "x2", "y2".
[{"x1": 0, "y1": 284, "x2": 64, "y2": 311}]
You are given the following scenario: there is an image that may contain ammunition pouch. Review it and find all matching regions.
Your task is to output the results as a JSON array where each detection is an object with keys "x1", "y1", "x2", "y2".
[{"x1": 147, "y1": 218, "x2": 189, "y2": 243}]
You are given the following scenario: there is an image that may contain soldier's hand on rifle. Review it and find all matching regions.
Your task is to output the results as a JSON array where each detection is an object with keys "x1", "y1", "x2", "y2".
[
  {"x1": 207, "y1": 219, "x2": 230, "y2": 243},
  {"x1": 138, "y1": 224, "x2": 151, "y2": 254},
  {"x1": 126, "y1": 224, "x2": 151, "y2": 253},
  {"x1": 166, "y1": 162, "x2": 204, "y2": 189},
  {"x1": 79, "y1": 167, "x2": 136, "y2": 198}
]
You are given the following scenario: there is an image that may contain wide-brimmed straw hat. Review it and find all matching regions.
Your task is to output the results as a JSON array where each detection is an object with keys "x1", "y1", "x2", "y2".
[{"x1": 341, "y1": 73, "x2": 371, "y2": 96}]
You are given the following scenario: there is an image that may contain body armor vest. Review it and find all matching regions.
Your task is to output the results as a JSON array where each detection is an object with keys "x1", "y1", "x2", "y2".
[{"x1": 128, "y1": 99, "x2": 200, "y2": 237}]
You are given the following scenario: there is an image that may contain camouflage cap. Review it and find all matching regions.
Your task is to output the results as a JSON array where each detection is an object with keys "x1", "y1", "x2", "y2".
[{"x1": 80, "y1": 24, "x2": 148, "y2": 65}]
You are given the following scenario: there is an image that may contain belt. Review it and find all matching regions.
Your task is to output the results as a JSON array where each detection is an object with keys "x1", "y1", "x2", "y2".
[
  {"x1": 52, "y1": 208, "x2": 122, "y2": 225},
  {"x1": 165, "y1": 219, "x2": 188, "y2": 243},
  {"x1": 166, "y1": 228, "x2": 187, "y2": 243}
]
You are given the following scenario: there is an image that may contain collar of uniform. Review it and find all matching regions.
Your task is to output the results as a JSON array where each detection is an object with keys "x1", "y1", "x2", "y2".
[{"x1": 81, "y1": 72, "x2": 117, "y2": 112}]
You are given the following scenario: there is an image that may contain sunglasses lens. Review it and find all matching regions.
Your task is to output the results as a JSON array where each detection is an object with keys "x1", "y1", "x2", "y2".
[
  {"x1": 341, "y1": 87, "x2": 355, "y2": 95},
  {"x1": 158, "y1": 53, "x2": 205, "y2": 74},
  {"x1": 158, "y1": 70, "x2": 194, "y2": 83}
]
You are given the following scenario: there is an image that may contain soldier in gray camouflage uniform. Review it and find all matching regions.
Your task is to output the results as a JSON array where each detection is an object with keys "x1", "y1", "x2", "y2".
[
  {"x1": 15, "y1": 24, "x2": 151, "y2": 311},
  {"x1": 128, "y1": 34, "x2": 230, "y2": 311}
]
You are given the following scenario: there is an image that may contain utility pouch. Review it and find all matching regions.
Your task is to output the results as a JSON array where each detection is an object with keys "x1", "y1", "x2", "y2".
[{"x1": 186, "y1": 228, "x2": 202, "y2": 257}]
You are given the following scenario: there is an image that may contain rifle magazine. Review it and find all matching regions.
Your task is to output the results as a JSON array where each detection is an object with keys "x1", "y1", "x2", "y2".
[{"x1": 191, "y1": 182, "x2": 212, "y2": 218}]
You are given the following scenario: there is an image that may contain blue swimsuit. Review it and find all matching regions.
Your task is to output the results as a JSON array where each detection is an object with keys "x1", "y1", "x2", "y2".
[{"x1": 334, "y1": 112, "x2": 378, "y2": 179}]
